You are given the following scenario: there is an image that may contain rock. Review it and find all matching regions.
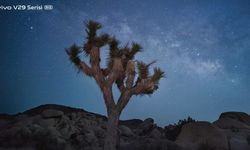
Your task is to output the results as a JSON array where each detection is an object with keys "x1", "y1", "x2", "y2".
[
  {"x1": 28, "y1": 124, "x2": 44, "y2": 136},
  {"x1": 120, "y1": 119, "x2": 143, "y2": 130},
  {"x1": 41, "y1": 109, "x2": 64, "y2": 118},
  {"x1": 219, "y1": 112, "x2": 250, "y2": 126},
  {"x1": 214, "y1": 117, "x2": 250, "y2": 130},
  {"x1": 93, "y1": 126, "x2": 105, "y2": 139},
  {"x1": 119, "y1": 138, "x2": 182, "y2": 150},
  {"x1": 0, "y1": 125, "x2": 32, "y2": 147},
  {"x1": 1, "y1": 104, "x2": 249, "y2": 150},
  {"x1": 176, "y1": 121, "x2": 229, "y2": 150},
  {"x1": 229, "y1": 136, "x2": 250, "y2": 150},
  {"x1": 85, "y1": 132, "x2": 98, "y2": 144},
  {"x1": 134, "y1": 118, "x2": 155, "y2": 135},
  {"x1": 0, "y1": 147, "x2": 36, "y2": 150},
  {"x1": 119, "y1": 125, "x2": 134, "y2": 137},
  {"x1": 85, "y1": 133, "x2": 96, "y2": 143},
  {"x1": 0, "y1": 120, "x2": 9, "y2": 129},
  {"x1": 214, "y1": 112, "x2": 250, "y2": 150},
  {"x1": 15, "y1": 114, "x2": 28, "y2": 121},
  {"x1": 144, "y1": 118, "x2": 154, "y2": 124},
  {"x1": 247, "y1": 136, "x2": 250, "y2": 146},
  {"x1": 41, "y1": 127, "x2": 66, "y2": 149},
  {"x1": 149, "y1": 128, "x2": 162, "y2": 139},
  {"x1": 38, "y1": 118, "x2": 56, "y2": 128},
  {"x1": 84, "y1": 146, "x2": 103, "y2": 150}
]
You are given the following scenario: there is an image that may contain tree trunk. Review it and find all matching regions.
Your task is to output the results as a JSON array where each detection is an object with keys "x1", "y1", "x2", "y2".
[{"x1": 104, "y1": 111, "x2": 120, "y2": 150}]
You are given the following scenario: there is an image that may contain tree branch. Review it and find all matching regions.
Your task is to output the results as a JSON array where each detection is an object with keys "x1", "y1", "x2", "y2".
[
  {"x1": 125, "y1": 60, "x2": 135, "y2": 89},
  {"x1": 89, "y1": 46, "x2": 116, "y2": 110},
  {"x1": 79, "y1": 61, "x2": 93, "y2": 76},
  {"x1": 106, "y1": 58, "x2": 124, "y2": 87},
  {"x1": 103, "y1": 86, "x2": 116, "y2": 114},
  {"x1": 116, "y1": 78, "x2": 126, "y2": 93},
  {"x1": 131, "y1": 79, "x2": 155, "y2": 95},
  {"x1": 116, "y1": 90, "x2": 132, "y2": 114}
]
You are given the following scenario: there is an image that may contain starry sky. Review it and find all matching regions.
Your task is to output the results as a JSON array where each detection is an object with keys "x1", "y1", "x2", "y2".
[{"x1": 0, "y1": 0, "x2": 250, "y2": 126}]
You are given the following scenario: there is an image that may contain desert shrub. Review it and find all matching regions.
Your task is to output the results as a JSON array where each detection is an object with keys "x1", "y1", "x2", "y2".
[{"x1": 164, "y1": 116, "x2": 196, "y2": 141}]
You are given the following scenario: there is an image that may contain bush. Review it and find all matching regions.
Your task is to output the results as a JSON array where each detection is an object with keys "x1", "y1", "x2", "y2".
[{"x1": 164, "y1": 116, "x2": 196, "y2": 141}]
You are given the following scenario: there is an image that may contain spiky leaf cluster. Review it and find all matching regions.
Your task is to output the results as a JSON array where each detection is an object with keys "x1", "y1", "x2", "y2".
[
  {"x1": 151, "y1": 68, "x2": 165, "y2": 83},
  {"x1": 98, "y1": 33, "x2": 110, "y2": 47},
  {"x1": 83, "y1": 20, "x2": 109, "y2": 55},
  {"x1": 109, "y1": 37, "x2": 119, "y2": 54},
  {"x1": 137, "y1": 61, "x2": 150, "y2": 79},
  {"x1": 107, "y1": 40, "x2": 142, "y2": 71},
  {"x1": 129, "y1": 42, "x2": 142, "y2": 59},
  {"x1": 150, "y1": 68, "x2": 165, "y2": 93},
  {"x1": 135, "y1": 61, "x2": 165, "y2": 95},
  {"x1": 137, "y1": 61, "x2": 157, "y2": 79},
  {"x1": 85, "y1": 20, "x2": 102, "y2": 42},
  {"x1": 66, "y1": 44, "x2": 82, "y2": 70}
]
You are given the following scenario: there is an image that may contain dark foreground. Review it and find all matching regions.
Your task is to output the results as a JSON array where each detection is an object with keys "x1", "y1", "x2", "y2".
[{"x1": 0, "y1": 104, "x2": 249, "y2": 150}]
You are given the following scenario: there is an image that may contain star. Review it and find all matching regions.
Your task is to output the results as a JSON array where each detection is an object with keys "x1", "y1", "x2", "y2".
[{"x1": 230, "y1": 79, "x2": 236, "y2": 84}]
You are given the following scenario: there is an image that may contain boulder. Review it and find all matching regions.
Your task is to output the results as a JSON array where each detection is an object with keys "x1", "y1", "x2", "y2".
[
  {"x1": 0, "y1": 120, "x2": 9, "y2": 129},
  {"x1": 120, "y1": 119, "x2": 143, "y2": 130},
  {"x1": 247, "y1": 136, "x2": 250, "y2": 146},
  {"x1": 214, "y1": 117, "x2": 250, "y2": 130},
  {"x1": 149, "y1": 128, "x2": 162, "y2": 139},
  {"x1": 176, "y1": 121, "x2": 229, "y2": 150},
  {"x1": 85, "y1": 132, "x2": 97, "y2": 143},
  {"x1": 80, "y1": 131, "x2": 99, "y2": 147},
  {"x1": 144, "y1": 118, "x2": 154, "y2": 124},
  {"x1": 134, "y1": 118, "x2": 155, "y2": 135},
  {"x1": 93, "y1": 126, "x2": 105, "y2": 138},
  {"x1": 119, "y1": 138, "x2": 182, "y2": 150},
  {"x1": 219, "y1": 112, "x2": 250, "y2": 126},
  {"x1": 39, "y1": 127, "x2": 66, "y2": 149},
  {"x1": 214, "y1": 112, "x2": 250, "y2": 150},
  {"x1": 1, "y1": 104, "x2": 249, "y2": 150},
  {"x1": 38, "y1": 118, "x2": 56, "y2": 128},
  {"x1": 229, "y1": 136, "x2": 250, "y2": 150},
  {"x1": 119, "y1": 125, "x2": 134, "y2": 137},
  {"x1": 0, "y1": 125, "x2": 32, "y2": 147},
  {"x1": 41, "y1": 109, "x2": 64, "y2": 118}
]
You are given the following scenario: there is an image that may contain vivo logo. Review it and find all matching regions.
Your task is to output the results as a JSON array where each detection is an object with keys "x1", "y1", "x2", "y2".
[{"x1": 0, "y1": 5, "x2": 12, "y2": 10}]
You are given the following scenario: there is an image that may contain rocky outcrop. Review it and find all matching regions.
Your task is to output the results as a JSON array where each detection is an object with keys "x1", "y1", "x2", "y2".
[
  {"x1": 213, "y1": 112, "x2": 250, "y2": 150},
  {"x1": 175, "y1": 112, "x2": 250, "y2": 150},
  {"x1": 0, "y1": 104, "x2": 249, "y2": 150},
  {"x1": 120, "y1": 138, "x2": 182, "y2": 150},
  {"x1": 214, "y1": 112, "x2": 250, "y2": 130},
  {"x1": 176, "y1": 121, "x2": 229, "y2": 150},
  {"x1": 41, "y1": 109, "x2": 64, "y2": 118},
  {"x1": 219, "y1": 112, "x2": 250, "y2": 126},
  {"x1": 0, "y1": 104, "x2": 179, "y2": 150}
]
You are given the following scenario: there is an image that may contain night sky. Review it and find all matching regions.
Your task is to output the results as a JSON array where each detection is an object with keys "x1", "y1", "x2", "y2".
[{"x1": 1, "y1": 0, "x2": 250, "y2": 126}]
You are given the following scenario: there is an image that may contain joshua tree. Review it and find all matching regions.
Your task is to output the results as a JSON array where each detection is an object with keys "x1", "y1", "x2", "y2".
[{"x1": 66, "y1": 20, "x2": 164, "y2": 150}]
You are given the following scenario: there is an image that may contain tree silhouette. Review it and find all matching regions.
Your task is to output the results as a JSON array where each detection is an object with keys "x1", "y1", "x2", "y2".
[{"x1": 66, "y1": 20, "x2": 164, "y2": 150}]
